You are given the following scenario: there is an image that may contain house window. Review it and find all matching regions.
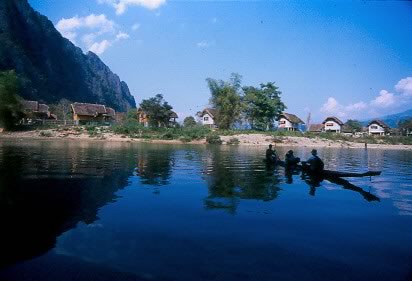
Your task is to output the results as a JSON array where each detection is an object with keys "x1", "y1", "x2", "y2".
[
  {"x1": 371, "y1": 125, "x2": 378, "y2": 130},
  {"x1": 280, "y1": 120, "x2": 286, "y2": 125},
  {"x1": 326, "y1": 123, "x2": 334, "y2": 126},
  {"x1": 204, "y1": 117, "x2": 209, "y2": 121}
]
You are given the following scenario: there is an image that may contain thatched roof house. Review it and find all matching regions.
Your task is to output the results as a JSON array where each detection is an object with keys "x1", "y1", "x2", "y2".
[
  {"x1": 21, "y1": 100, "x2": 39, "y2": 112},
  {"x1": 198, "y1": 108, "x2": 217, "y2": 128},
  {"x1": 280, "y1": 113, "x2": 304, "y2": 124},
  {"x1": 278, "y1": 113, "x2": 304, "y2": 131},
  {"x1": 21, "y1": 100, "x2": 50, "y2": 119},
  {"x1": 368, "y1": 119, "x2": 390, "y2": 136},
  {"x1": 367, "y1": 119, "x2": 390, "y2": 129},
  {"x1": 322, "y1": 116, "x2": 344, "y2": 126},
  {"x1": 137, "y1": 108, "x2": 178, "y2": 127},
  {"x1": 71, "y1": 103, "x2": 115, "y2": 123},
  {"x1": 322, "y1": 116, "x2": 344, "y2": 133}
]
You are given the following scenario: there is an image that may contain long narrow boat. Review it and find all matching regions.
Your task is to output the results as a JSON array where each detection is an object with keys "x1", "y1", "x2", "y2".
[
  {"x1": 267, "y1": 159, "x2": 382, "y2": 179},
  {"x1": 321, "y1": 170, "x2": 381, "y2": 178}
]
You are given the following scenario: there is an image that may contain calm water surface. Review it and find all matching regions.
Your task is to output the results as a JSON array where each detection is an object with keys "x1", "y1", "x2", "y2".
[{"x1": 0, "y1": 140, "x2": 411, "y2": 281}]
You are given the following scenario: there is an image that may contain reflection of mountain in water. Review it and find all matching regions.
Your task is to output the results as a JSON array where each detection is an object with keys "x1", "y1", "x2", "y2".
[
  {"x1": 0, "y1": 142, "x2": 137, "y2": 268},
  {"x1": 202, "y1": 147, "x2": 281, "y2": 213}
]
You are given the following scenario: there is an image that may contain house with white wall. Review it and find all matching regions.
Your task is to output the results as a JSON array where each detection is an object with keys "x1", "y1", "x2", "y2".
[
  {"x1": 198, "y1": 108, "x2": 217, "y2": 128},
  {"x1": 278, "y1": 113, "x2": 304, "y2": 131},
  {"x1": 322, "y1": 117, "x2": 344, "y2": 133},
  {"x1": 368, "y1": 120, "x2": 390, "y2": 136}
]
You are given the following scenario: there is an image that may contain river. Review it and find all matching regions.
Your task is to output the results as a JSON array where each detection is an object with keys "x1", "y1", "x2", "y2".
[{"x1": 0, "y1": 140, "x2": 411, "y2": 281}]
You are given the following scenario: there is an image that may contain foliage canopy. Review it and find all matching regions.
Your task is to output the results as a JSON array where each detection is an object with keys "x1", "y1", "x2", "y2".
[
  {"x1": 140, "y1": 94, "x2": 174, "y2": 127},
  {"x1": 206, "y1": 73, "x2": 243, "y2": 130},
  {"x1": 344, "y1": 119, "x2": 363, "y2": 133},
  {"x1": 243, "y1": 82, "x2": 286, "y2": 131},
  {"x1": 183, "y1": 116, "x2": 197, "y2": 127},
  {"x1": 0, "y1": 70, "x2": 23, "y2": 130}
]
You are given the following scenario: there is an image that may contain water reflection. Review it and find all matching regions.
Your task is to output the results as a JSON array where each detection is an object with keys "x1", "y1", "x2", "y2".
[
  {"x1": 135, "y1": 145, "x2": 174, "y2": 187},
  {"x1": 299, "y1": 172, "x2": 380, "y2": 202},
  {"x1": 0, "y1": 141, "x2": 412, "y2": 281},
  {"x1": 202, "y1": 147, "x2": 281, "y2": 213},
  {"x1": 0, "y1": 141, "x2": 137, "y2": 268}
]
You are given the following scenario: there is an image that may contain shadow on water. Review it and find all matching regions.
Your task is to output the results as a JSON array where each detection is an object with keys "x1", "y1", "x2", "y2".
[
  {"x1": 202, "y1": 146, "x2": 281, "y2": 214},
  {"x1": 0, "y1": 142, "x2": 137, "y2": 269}
]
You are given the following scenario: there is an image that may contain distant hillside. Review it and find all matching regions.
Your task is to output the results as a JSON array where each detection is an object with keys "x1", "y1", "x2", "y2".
[
  {"x1": 0, "y1": 0, "x2": 136, "y2": 112},
  {"x1": 362, "y1": 109, "x2": 412, "y2": 128}
]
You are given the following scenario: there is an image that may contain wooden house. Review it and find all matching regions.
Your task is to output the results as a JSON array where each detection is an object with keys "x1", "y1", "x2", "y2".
[
  {"x1": 71, "y1": 103, "x2": 115, "y2": 124},
  {"x1": 137, "y1": 108, "x2": 178, "y2": 127},
  {"x1": 278, "y1": 113, "x2": 305, "y2": 131},
  {"x1": 322, "y1": 117, "x2": 344, "y2": 133},
  {"x1": 368, "y1": 120, "x2": 390, "y2": 136},
  {"x1": 198, "y1": 108, "x2": 217, "y2": 128},
  {"x1": 21, "y1": 100, "x2": 52, "y2": 121}
]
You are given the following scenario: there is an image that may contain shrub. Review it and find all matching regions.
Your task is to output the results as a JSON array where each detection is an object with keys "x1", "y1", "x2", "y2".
[
  {"x1": 206, "y1": 134, "x2": 222, "y2": 144},
  {"x1": 39, "y1": 131, "x2": 52, "y2": 137},
  {"x1": 227, "y1": 137, "x2": 240, "y2": 145},
  {"x1": 179, "y1": 136, "x2": 193, "y2": 143},
  {"x1": 161, "y1": 131, "x2": 175, "y2": 140},
  {"x1": 112, "y1": 119, "x2": 143, "y2": 135},
  {"x1": 181, "y1": 126, "x2": 211, "y2": 140}
]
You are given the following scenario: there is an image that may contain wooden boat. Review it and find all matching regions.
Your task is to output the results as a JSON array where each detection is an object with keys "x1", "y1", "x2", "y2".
[
  {"x1": 321, "y1": 170, "x2": 381, "y2": 178},
  {"x1": 266, "y1": 159, "x2": 382, "y2": 179}
]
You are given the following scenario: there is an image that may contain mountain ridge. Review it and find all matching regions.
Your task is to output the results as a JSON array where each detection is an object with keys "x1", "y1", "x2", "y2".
[
  {"x1": 361, "y1": 109, "x2": 412, "y2": 128},
  {"x1": 0, "y1": 0, "x2": 136, "y2": 112}
]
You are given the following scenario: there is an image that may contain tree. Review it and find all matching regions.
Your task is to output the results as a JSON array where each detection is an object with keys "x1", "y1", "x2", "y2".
[
  {"x1": 140, "y1": 94, "x2": 174, "y2": 127},
  {"x1": 398, "y1": 119, "x2": 412, "y2": 136},
  {"x1": 126, "y1": 108, "x2": 139, "y2": 120},
  {"x1": 206, "y1": 73, "x2": 243, "y2": 130},
  {"x1": 183, "y1": 116, "x2": 197, "y2": 127},
  {"x1": 49, "y1": 99, "x2": 72, "y2": 121},
  {"x1": 345, "y1": 119, "x2": 363, "y2": 133},
  {"x1": 0, "y1": 70, "x2": 23, "y2": 130},
  {"x1": 243, "y1": 82, "x2": 286, "y2": 131}
]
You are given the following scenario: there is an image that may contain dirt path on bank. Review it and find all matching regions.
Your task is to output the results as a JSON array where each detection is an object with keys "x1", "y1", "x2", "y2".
[{"x1": 1, "y1": 130, "x2": 411, "y2": 150}]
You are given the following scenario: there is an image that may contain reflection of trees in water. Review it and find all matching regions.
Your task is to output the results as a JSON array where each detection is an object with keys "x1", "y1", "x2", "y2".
[
  {"x1": 135, "y1": 146, "x2": 174, "y2": 187},
  {"x1": 203, "y1": 148, "x2": 281, "y2": 213},
  {"x1": 0, "y1": 142, "x2": 137, "y2": 268}
]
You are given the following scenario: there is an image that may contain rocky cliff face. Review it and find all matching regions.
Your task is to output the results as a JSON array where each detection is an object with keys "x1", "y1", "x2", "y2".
[{"x1": 0, "y1": 0, "x2": 136, "y2": 111}]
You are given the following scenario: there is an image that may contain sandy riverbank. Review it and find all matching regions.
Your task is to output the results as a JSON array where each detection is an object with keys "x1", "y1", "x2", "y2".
[{"x1": 1, "y1": 129, "x2": 412, "y2": 150}]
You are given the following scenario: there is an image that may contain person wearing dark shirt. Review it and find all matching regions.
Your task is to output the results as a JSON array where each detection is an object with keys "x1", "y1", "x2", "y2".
[
  {"x1": 266, "y1": 144, "x2": 278, "y2": 163},
  {"x1": 285, "y1": 150, "x2": 300, "y2": 167},
  {"x1": 305, "y1": 149, "x2": 324, "y2": 173}
]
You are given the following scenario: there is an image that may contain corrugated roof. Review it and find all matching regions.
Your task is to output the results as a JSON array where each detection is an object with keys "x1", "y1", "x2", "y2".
[
  {"x1": 280, "y1": 113, "x2": 304, "y2": 124},
  {"x1": 71, "y1": 103, "x2": 107, "y2": 117},
  {"x1": 322, "y1": 116, "x2": 344, "y2": 126}
]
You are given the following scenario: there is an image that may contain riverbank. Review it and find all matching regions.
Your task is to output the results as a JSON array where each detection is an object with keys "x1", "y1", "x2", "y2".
[{"x1": 1, "y1": 129, "x2": 412, "y2": 150}]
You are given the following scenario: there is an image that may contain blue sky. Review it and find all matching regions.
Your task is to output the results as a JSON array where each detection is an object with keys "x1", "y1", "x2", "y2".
[{"x1": 29, "y1": 0, "x2": 412, "y2": 122}]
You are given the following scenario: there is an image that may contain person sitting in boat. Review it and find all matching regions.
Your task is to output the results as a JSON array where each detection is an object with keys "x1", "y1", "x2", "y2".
[
  {"x1": 285, "y1": 150, "x2": 300, "y2": 168},
  {"x1": 304, "y1": 149, "x2": 324, "y2": 173},
  {"x1": 266, "y1": 144, "x2": 279, "y2": 163}
]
